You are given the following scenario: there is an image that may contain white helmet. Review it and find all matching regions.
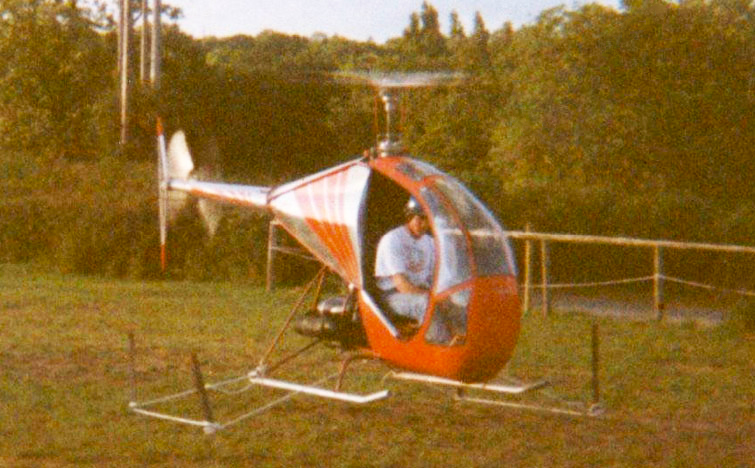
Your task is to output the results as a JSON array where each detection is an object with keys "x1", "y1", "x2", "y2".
[{"x1": 404, "y1": 197, "x2": 424, "y2": 219}]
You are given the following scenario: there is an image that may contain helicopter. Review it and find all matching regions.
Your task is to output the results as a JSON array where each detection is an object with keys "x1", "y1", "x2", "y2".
[{"x1": 130, "y1": 72, "x2": 555, "y2": 434}]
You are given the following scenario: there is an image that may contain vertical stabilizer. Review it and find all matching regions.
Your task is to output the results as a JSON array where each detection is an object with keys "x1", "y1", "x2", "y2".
[
  {"x1": 155, "y1": 118, "x2": 272, "y2": 272},
  {"x1": 156, "y1": 120, "x2": 196, "y2": 271}
]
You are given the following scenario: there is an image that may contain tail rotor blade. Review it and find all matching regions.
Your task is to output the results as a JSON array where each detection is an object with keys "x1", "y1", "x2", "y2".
[
  {"x1": 155, "y1": 120, "x2": 239, "y2": 271},
  {"x1": 157, "y1": 118, "x2": 169, "y2": 272},
  {"x1": 156, "y1": 121, "x2": 196, "y2": 272}
]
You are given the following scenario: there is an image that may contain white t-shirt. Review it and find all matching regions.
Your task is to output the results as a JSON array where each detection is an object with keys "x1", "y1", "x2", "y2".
[{"x1": 375, "y1": 225, "x2": 435, "y2": 292}]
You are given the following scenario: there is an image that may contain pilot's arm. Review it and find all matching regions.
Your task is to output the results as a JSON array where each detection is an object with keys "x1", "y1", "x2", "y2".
[
  {"x1": 390, "y1": 273, "x2": 429, "y2": 295},
  {"x1": 375, "y1": 212, "x2": 434, "y2": 297}
]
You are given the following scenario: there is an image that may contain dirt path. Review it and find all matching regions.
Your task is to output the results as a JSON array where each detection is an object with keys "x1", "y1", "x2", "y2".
[{"x1": 528, "y1": 291, "x2": 729, "y2": 324}]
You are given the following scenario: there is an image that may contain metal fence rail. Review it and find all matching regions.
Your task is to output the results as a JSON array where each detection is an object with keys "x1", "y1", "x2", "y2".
[
  {"x1": 508, "y1": 229, "x2": 755, "y2": 320},
  {"x1": 265, "y1": 221, "x2": 755, "y2": 320}
]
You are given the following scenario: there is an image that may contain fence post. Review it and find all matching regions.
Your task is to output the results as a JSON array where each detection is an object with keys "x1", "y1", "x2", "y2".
[
  {"x1": 128, "y1": 332, "x2": 137, "y2": 404},
  {"x1": 540, "y1": 240, "x2": 550, "y2": 317},
  {"x1": 522, "y1": 224, "x2": 532, "y2": 314},
  {"x1": 591, "y1": 323, "x2": 600, "y2": 405},
  {"x1": 266, "y1": 221, "x2": 279, "y2": 292},
  {"x1": 653, "y1": 245, "x2": 664, "y2": 320},
  {"x1": 190, "y1": 353, "x2": 215, "y2": 426}
]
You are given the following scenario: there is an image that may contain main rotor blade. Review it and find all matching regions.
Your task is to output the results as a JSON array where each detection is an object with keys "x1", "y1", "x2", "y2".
[{"x1": 334, "y1": 71, "x2": 465, "y2": 89}]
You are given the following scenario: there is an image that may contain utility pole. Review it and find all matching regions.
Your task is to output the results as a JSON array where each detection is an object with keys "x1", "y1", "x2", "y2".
[
  {"x1": 119, "y1": 0, "x2": 131, "y2": 150},
  {"x1": 150, "y1": 0, "x2": 161, "y2": 89},
  {"x1": 140, "y1": 0, "x2": 148, "y2": 83}
]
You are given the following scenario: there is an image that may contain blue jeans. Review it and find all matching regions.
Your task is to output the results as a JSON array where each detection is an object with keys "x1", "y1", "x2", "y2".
[
  {"x1": 382, "y1": 292, "x2": 427, "y2": 322},
  {"x1": 382, "y1": 292, "x2": 451, "y2": 343}
]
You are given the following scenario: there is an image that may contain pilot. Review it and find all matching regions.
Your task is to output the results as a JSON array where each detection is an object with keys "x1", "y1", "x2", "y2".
[{"x1": 374, "y1": 197, "x2": 435, "y2": 325}]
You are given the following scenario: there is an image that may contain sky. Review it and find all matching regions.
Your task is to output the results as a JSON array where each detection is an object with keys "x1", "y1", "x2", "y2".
[{"x1": 165, "y1": 0, "x2": 623, "y2": 43}]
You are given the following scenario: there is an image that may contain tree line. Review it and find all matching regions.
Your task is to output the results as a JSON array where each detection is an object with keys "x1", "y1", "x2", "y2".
[{"x1": 1, "y1": 0, "x2": 754, "y2": 282}]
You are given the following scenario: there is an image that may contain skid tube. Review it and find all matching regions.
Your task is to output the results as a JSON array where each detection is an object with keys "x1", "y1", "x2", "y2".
[
  {"x1": 127, "y1": 267, "x2": 394, "y2": 433},
  {"x1": 386, "y1": 371, "x2": 604, "y2": 417},
  {"x1": 129, "y1": 362, "x2": 390, "y2": 434}
]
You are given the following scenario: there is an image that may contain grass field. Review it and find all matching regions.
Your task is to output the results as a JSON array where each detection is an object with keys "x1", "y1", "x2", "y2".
[{"x1": 1, "y1": 263, "x2": 753, "y2": 467}]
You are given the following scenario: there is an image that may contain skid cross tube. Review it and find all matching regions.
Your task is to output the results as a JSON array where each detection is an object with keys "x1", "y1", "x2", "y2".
[
  {"x1": 127, "y1": 332, "x2": 389, "y2": 434},
  {"x1": 129, "y1": 369, "x2": 389, "y2": 433},
  {"x1": 258, "y1": 266, "x2": 327, "y2": 368}
]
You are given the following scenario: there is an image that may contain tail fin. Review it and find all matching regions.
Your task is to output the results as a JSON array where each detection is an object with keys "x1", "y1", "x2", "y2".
[
  {"x1": 157, "y1": 118, "x2": 195, "y2": 272},
  {"x1": 156, "y1": 118, "x2": 225, "y2": 272},
  {"x1": 166, "y1": 129, "x2": 195, "y2": 181}
]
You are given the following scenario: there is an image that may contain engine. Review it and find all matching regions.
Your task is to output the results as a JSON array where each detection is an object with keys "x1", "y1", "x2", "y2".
[{"x1": 294, "y1": 295, "x2": 366, "y2": 348}]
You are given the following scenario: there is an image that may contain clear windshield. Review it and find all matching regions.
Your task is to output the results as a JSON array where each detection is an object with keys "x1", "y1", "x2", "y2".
[
  {"x1": 389, "y1": 157, "x2": 516, "y2": 290},
  {"x1": 421, "y1": 186, "x2": 472, "y2": 293},
  {"x1": 432, "y1": 177, "x2": 515, "y2": 277},
  {"x1": 395, "y1": 159, "x2": 443, "y2": 181},
  {"x1": 386, "y1": 157, "x2": 516, "y2": 347}
]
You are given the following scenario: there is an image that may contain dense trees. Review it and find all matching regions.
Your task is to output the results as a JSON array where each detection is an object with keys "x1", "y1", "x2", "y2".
[
  {"x1": 2, "y1": 0, "x2": 755, "y2": 278},
  {"x1": 483, "y1": 0, "x2": 755, "y2": 237},
  {"x1": 0, "y1": 0, "x2": 112, "y2": 159}
]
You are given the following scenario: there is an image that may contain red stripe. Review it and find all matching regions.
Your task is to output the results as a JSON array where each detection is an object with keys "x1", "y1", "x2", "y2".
[
  {"x1": 312, "y1": 177, "x2": 345, "y2": 271},
  {"x1": 160, "y1": 244, "x2": 167, "y2": 272},
  {"x1": 328, "y1": 169, "x2": 359, "y2": 282},
  {"x1": 335, "y1": 169, "x2": 359, "y2": 281},
  {"x1": 326, "y1": 173, "x2": 348, "y2": 270},
  {"x1": 294, "y1": 169, "x2": 360, "y2": 284},
  {"x1": 296, "y1": 179, "x2": 346, "y2": 279}
]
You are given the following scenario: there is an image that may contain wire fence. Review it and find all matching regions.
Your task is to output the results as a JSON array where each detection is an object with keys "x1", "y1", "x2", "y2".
[
  {"x1": 265, "y1": 221, "x2": 755, "y2": 321},
  {"x1": 508, "y1": 229, "x2": 755, "y2": 321}
]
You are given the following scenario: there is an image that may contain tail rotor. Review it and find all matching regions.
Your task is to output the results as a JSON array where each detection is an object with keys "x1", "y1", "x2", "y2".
[{"x1": 156, "y1": 118, "x2": 194, "y2": 272}]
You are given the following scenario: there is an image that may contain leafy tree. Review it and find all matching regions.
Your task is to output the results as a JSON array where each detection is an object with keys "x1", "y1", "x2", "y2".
[
  {"x1": 0, "y1": 0, "x2": 111, "y2": 159},
  {"x1": 4, "y1": 0, "x2": 755, "y2": 277},
  {"x1": 469, "y1": 12, "x2": 491, "y2": 70},
  {"x1": 417, "y1": 1, "x2": 448, "y2": 67},
  {"x1": 447, "y1": 10, "x2": 466, "y2": 64},
  {"x1": 405, "y1": 11, "x2": 421, "y2": 39},
  {"x1": 388, "y1": 1, "x2": 449, "y2": 70},
  {"x1": 449, "y1": 10, "x2": 465, "y2": 39},
  {"x1": 484, "y1": 0, "x2": 755, "y2": 240}
]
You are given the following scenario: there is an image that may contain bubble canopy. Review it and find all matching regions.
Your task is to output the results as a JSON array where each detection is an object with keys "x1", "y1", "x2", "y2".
[
  {"x1": 390, "y1": 158, "x2": 517, "y2": 294},
  {"x1": 364, "y1": 155, "x2": 521, "y2": 380}
]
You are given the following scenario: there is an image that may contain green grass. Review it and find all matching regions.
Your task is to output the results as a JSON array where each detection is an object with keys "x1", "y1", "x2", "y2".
[{"x1": 1, "y1": 263, "x2": 753, "y2": 467}]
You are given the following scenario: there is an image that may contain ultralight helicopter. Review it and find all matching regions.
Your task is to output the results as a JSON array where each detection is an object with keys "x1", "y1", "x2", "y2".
[{"x1": 129, "y1": 72, "x2": 577, "y2": 434}]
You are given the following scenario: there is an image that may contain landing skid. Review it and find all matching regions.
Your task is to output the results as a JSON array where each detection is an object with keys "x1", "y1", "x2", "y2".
[
  {"x1": 127, "y1": 268, "x2": 395, "y2": 434},
  {"x1": 129, "y1": 358, "x2": 600, "y2": 435},
  {"x1": 129, "y1": 365, "x2": 390, "y2": 435},
  {"x1": 388, "y1": 371, "x2": 549, "y2": 394},
  {"x1": 386, "y1": 371, "x2": 604, "y2": 417}
]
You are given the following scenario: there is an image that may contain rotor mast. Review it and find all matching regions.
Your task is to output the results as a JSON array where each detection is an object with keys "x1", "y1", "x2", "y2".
[{"x1": 378, "y1": 88, "x2": 404, "y2": 157}]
